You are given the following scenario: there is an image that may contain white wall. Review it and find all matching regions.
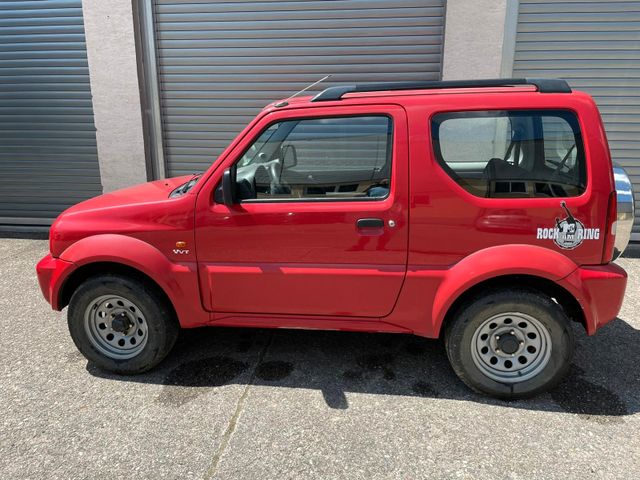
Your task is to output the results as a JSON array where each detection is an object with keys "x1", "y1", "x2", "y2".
[
  {"x1": 442, "y1": 0, "x2": 519, "y2": 80},
  {"x1": 82, "y1": 0, "x2": 148, "y2": 192}
]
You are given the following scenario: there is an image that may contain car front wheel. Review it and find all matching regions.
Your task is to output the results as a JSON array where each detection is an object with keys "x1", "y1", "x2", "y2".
[{"x1": 68, "y1": 274, "x2": 179, "y2": 374}]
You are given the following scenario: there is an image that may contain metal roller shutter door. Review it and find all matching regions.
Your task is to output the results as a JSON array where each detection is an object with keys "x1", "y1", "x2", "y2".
[
  {"x1": 513, "y1": 0, "x2": 640, "y2": 240},
  {"x1": 152, "y1": 0, "x2": 445, "y2": 177},
  {"x1": 0, "y1": 0, "x2": 102, "y2": 227}
]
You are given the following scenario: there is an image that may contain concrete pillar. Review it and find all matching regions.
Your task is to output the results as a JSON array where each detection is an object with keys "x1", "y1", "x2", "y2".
[
  {"x1": 442, "y1": 0, "x2": 519, "y2": 80},
  {"x1": 82, "y1": 0, "x2": 148, "y2": 192}
]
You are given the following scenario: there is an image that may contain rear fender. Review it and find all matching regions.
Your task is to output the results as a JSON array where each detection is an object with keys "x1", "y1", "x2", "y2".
[
  {"x1": 59, "y1": 234, "x2": 208, "y2": 327},
  {"x1": 431, "y1": 245, "x2": 579, "y2": 334}
]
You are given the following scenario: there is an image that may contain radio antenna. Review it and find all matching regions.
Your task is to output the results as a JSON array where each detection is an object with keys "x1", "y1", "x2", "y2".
[{"x1": 275, "y1": 75, "x2": 332, "y2": 107}]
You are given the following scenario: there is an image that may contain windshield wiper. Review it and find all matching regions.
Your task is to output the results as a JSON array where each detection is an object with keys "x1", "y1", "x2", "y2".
[{"x1": 169, "y1": 174, "x2": 202, "y2": 198}]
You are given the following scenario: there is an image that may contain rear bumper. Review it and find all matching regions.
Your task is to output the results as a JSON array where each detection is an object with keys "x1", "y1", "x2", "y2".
[
  {"x1": 36, "y1": 254, "x2": 75, "y2": 310},
  {"x1": 560, "y1": 263, "x2": 628, "y2": 335}
]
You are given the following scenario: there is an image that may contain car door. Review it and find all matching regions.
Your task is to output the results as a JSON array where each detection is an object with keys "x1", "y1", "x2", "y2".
[{"x1": 194, "y1": 104, "x2": 409, "y2": 318}]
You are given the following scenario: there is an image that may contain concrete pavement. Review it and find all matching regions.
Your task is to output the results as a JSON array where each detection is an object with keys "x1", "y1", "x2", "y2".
[{"x1": 1, "y1": 238, "x2": 639, "y2": 479}]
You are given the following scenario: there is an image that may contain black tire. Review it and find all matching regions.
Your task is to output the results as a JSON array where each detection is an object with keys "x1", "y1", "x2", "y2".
[
  {"x1": 445, "y1": 288, "x2": 574, "y2": 399},
  {"x1": 68, "y1": 274, "x2": 179, "y2": 374}
]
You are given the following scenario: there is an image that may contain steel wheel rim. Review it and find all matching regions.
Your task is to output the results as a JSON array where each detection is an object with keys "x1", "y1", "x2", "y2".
[
  {"x1": 471, "y1": 312, "x2": 552, "y2": 383},
  {"x1": 83, "y1": 294, "x2": 148, "y2": 360}
]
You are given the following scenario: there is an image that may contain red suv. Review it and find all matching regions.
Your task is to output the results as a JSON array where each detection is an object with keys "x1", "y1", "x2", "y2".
[{"x1": 37, "y1": 78, "x2": 634, "y2": 398}]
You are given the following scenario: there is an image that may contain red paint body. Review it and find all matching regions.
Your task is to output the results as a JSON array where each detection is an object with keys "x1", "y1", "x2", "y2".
[{"x1": 37, "y1": 87, "x2": 627, "y2": 338}]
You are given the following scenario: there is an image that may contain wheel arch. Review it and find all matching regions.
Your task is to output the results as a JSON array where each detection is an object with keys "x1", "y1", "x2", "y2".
[
  {"x1": 428, "y1": 245, "x2": 586, "y2": 337},
  {"x1": 439, "y1": 274, "x2": 586, "y2": 338},
  {"x1": 58, "y1": 261, "x2": 175, "y2": 318},
  {"x1": 55, "y1": 234, "x2": 208, "y2": 328}
]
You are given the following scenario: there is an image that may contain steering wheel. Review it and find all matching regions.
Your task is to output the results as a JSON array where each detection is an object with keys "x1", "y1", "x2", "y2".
[
  {"x1": 265, "y1": 159, "x2": 291, "y2": 195},
  {"x1": 253, "y1": 159, "x2": 290, "y2": 195},
  {"x1": 267, "y1": 159, "x2": 281, "y2": 190}
]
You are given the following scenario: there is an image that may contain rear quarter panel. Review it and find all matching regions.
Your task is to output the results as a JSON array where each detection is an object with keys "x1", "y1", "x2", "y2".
[
  {"x1": 405, "y1": 90, "x2": 612, "y2": 267},
  {"x1": 380, "y1": 90, "x2": 614, "y2": 337}
]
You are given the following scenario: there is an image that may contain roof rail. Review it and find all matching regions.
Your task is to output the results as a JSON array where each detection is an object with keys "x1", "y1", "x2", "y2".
[{"x1": 310, "y1": 78, "x2": 571, "y2": 102}]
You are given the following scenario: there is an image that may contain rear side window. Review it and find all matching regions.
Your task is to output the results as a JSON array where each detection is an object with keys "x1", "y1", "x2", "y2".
[{"x1": 431, "y1": 110, "x2": 586, "y2": 198}]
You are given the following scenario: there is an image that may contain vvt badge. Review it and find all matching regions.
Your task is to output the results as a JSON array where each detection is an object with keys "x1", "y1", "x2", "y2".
[{"x1": 536, "y1": 202, "x2": 600, "y2": 250}]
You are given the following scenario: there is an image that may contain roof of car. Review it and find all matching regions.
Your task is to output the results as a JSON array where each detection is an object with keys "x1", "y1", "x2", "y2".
[
  {"x1": 268, "y1": 78, "x2": 572, "y2": 110},
  {"x1": 312, "y1": 78, "x2": 571, "y2": 101}
]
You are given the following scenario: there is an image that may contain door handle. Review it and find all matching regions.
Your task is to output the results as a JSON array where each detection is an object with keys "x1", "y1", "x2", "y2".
[{"x1": 356, "y1": 218, "x2": 384, "y2": 228}]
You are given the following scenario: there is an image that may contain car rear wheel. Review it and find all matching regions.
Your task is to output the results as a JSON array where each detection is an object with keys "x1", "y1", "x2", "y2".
[
  {"x1": 68, "y1": 274, "x2": 179, "y2": 374},
  {"x1": 445, "y1": 288, "x2": 574, "y2": 399}
]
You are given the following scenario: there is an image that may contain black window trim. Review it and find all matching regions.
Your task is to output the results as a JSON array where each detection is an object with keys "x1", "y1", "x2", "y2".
[
  {"x1": 232, "y1": 113, "x2": 395, "y2": 204},
  {"x1": 430, "y1": 108, "x2": 587, "y2": 199}
]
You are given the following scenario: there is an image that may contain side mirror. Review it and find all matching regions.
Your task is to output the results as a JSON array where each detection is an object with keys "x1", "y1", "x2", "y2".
[
  {"x1": 214, "y1": 167, "x2": 236, "y2": 206},
  {"x1": 282, "y1": 144, "x2": 298, "y2": 169}
]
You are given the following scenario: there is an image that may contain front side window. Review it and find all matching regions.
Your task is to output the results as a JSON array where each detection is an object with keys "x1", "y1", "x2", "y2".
[
  {"x1": 233, "y1": 115, "x2": 393, "y2": 201},
  {"x1": 431, "y1": 110, "x2": 586, "y2": 198}
]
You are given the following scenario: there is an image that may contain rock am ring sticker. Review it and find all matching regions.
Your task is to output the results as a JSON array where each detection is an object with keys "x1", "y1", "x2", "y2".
[{"x1": 536, "y1": 201, "x2": 600, "y2": 250}]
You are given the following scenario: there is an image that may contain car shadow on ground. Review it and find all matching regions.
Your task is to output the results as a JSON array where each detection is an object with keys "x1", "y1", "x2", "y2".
[{"x1": 87, "y1": 315, "x2": 640, "y2": 421}]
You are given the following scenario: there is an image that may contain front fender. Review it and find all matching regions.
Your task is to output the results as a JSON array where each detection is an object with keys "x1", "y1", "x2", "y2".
[
  {"x1": 431, "y1": 244, "x2": 579, "y2": 334},
  {"x1": 59, "y1": 234, "x2": 208, "y2": 327}
]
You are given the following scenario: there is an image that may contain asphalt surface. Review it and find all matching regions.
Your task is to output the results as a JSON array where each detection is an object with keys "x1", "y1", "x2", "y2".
[{"x1": 1, "y1": 237, "x2": 639, "y2": 480}]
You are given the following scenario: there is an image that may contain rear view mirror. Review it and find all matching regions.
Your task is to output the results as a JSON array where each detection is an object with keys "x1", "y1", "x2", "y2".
[
  {"x1": 214, "y1": 167, "x2": 236, "y2": 206},
  {"x1": 282, "y1": 144, "x2": 298, "y2": 169}
]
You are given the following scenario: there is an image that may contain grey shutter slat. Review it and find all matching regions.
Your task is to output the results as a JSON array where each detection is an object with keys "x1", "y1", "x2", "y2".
[
  {"x1": 514, "y1": 1, "x2": 640, "y2": 238},
  {"x1": 153, "y1": 0, "x2": 445, "y2": 177},
  {"x1": 0, "y1": 0, "x2": 101, "y2": 227}
]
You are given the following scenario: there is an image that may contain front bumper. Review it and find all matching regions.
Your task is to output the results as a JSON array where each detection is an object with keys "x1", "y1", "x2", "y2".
[
  {"x1": 36, "y1": 254, "x2": 76, "y2": 310},
  {"x1": 560, "y1": 262, "x2": 628, "y2": 335}
]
